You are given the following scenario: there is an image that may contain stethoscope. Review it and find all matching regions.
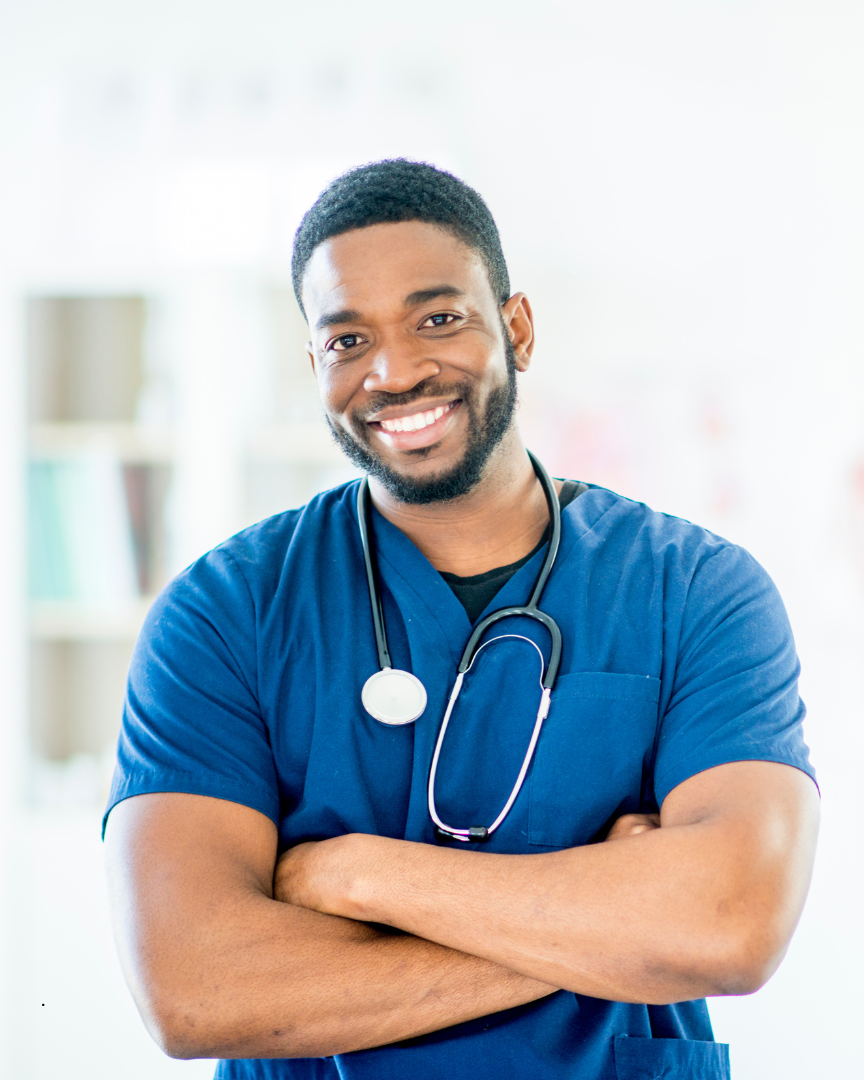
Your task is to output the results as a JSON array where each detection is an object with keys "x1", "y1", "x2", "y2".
[{"x1": 357, "y1": 451, "x2": 562, "y2": 842}]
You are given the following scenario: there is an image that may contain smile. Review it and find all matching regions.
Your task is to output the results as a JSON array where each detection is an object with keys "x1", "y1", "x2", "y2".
[
  {"x1": 367, "y1": 399, "x2": 461, "y2": 451},
  {"x1": 377, "y1": 402, "x2": 455, "y2": 433}
]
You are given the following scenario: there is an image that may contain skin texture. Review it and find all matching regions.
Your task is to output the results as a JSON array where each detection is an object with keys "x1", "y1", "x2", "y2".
[
  {"x1": 106, "y1": 793, "x2": 559, "y2": 1060},
  {"x1": 303, "y1": 221, "x2": 550, "y2": 576},
  {"x1": 104, "y1": 220, "x2": 820, "y2": 1060},
  {"x1": 274, "y1": 763, "x2": 818, "y2": 1004}
]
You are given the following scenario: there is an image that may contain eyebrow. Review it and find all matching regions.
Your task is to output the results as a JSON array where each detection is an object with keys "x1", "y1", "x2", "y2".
[
  {"x1": 404, "y1": 286, "x2": 465, "y2": 306},
  {"x1": 314, "y1": 308, "x2": 363, "y2": 331},
  {"x1": 314, "y1": 287, "x2": 465, "y2": 332}
]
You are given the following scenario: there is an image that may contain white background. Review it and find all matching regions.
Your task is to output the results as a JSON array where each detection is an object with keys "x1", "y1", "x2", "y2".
[{"x1": 1, "y1": 2, "x2": 863, "y2": 1077}]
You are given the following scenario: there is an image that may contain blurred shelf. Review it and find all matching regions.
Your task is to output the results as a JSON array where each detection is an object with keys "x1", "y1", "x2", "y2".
[
  {"x1": 246, "y1": 422, "x2": 344, "y2": 464},
  {"x1": 29, "y1": 422, "x2": 174, "y2": 463},
  {"x1": 29, "y1": 598, "x2": 156, "y2": 640},
  {"x1": 29, "y1": 421, "x2": 347, "y2": 466}
]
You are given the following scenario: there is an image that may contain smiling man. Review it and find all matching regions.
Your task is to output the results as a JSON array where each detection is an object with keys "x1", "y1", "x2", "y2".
[{"x1": 104, "y1": 160, "x2": 819, "y2": 1080}]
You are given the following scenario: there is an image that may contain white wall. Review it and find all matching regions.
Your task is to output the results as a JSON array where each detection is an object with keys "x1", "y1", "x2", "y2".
[{"x1": 1, "y1": 2, "x2": 862, "y2": 1077}]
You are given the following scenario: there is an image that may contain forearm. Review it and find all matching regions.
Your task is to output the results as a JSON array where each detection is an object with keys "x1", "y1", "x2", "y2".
[
  {"x1": 281, "y1": 764, "x2": 819, "y2": 1005},
  {"x1": 340, "y1": 825, "x2": 745, "y2": 1003},
  {"x1": 105, "y1": 793, "x2": 555, "y2": 1062},
  {"x1": 124, "y1": 890, "x2": 555, "y2": 1059}
]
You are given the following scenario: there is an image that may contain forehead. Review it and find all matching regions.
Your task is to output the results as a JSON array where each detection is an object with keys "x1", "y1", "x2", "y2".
[{"x1": 300, "y1": 221, "x2": 491, "y2": 319}]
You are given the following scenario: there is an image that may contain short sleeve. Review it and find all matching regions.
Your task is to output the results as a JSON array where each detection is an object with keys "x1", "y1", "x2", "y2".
[
  {"x1": 653, "y1": 543, "x2": 816, "y2": 807},
  {"x1": 103, "y1": 545, "x2": 279, "y2": 836}
]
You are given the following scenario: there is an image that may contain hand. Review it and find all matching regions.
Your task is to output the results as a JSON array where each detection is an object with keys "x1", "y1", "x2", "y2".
[
  {"x1": 274, "y1": 840, "x2": 330, "y2": 910},
  {"x1": 604, "y1": 813, "x2": 661, "y2": 842},
  {"x1": 277, "y1": 816, "x2": 662, "y2": 921},
  {"x1": 275, "y1": 818, "x2": 662, "y2": 917},
  {"x1": 274, "y1": 834, "x2": 373, "y2": 918}
]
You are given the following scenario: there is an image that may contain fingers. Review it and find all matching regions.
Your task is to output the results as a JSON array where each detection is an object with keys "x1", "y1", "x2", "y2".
[{"x1": 605, "y1": 813, "x2": 661, "y2": 842}]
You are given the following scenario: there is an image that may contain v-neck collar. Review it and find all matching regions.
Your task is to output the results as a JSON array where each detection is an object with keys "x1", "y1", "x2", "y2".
[
  {"x1": 354, "y1": 484, "x2": 606, "y2": 844},
  {"x1": 368, "y1": 494, "x2": 586, "y2": 648},
  {"x1": 370, "y1": 504, "x2": 471, "y2": 664}
]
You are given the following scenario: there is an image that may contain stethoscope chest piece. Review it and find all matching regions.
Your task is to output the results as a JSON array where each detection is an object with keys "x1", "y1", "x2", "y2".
[
  {"x1": 362, "y1": 667, "x2": 427, "y2": 726},
  {"x1": 356, "y1": 452, "x2": 564, "y2": 835}
]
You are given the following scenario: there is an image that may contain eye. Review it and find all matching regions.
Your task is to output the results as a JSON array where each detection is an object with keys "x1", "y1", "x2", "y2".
[
  {"x1": 420, "y1": 312, "x2": 459, "y2": 329},
  {"x1": 327, "y1": 333, "x2": 365, "y2": 353}
]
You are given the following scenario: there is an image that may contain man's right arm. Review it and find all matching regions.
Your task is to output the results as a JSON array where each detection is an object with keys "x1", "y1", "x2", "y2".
[{"x1": 104, "y1": 792, "x2": 557, "y2": 1060}]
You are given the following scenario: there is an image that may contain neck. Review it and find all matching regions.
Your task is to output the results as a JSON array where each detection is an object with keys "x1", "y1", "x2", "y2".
[{"x1": 368, "y1": 430, "x2": 560, "y2": 576}]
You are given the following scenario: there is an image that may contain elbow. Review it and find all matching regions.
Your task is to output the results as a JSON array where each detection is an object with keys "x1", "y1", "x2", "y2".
[
  {"x1": 709, "y1": 957, "x2": 774, "y2": 998},
  {"x1": 141, "y1": 991, "x2": 233, "y2": 1061},
  {"x1": 703, "y1": 922, "x2": 789, "y2": 998},
  {"x1": 143, "y1": 991, "x2": 311, "y2": 1061},
  {"x1": 160, "y1": 1039, "x2": 204, "y2": 1062},
  {"x1": 146, "y1": 1006, "x2": 213, "y2": 1061},
  {"x1": 159, "y1": 1033, "x2": 211, "y2": 1062}
]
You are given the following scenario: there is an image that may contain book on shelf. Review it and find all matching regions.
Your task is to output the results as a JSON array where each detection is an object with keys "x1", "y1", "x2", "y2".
[
  {"x1": 28, "y1": 453, "x2": 163, "y2": 604},
  {"x1": 122, "y1": 463, "x2": 170, "y2": 596}
]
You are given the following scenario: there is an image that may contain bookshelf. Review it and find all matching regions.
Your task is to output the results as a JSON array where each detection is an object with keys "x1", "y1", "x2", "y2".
[
  {"x1": 25, "y1": 296, "x2": 166, "y2": 777},
  {"x1": 25, "y1": 288, "x2": 351, "y2": 797},
  {"x1": 29, "y1": 421, "x2": 174, "y2": 463}
]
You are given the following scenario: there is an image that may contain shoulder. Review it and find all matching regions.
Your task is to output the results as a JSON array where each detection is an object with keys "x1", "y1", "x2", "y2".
[
  {"x1": 569, "y1": 483, "x2": 733, "y2": 557},
  {"x1": 148, "y1": 481, "x2": 360, "y2": 630},
  {"x1": 569, "y1": 484, "x2": 776, "y2": 604}
]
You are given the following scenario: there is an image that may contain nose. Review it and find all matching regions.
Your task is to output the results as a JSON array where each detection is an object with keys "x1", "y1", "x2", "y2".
[{"x1": 362, "y1": 343, "x2": 441, "y2": 396}]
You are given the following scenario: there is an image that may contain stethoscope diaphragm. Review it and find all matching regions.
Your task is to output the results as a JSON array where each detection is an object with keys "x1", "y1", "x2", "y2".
[{"x1": 361, "y1": 667, "x2": 428, "y2": 725}]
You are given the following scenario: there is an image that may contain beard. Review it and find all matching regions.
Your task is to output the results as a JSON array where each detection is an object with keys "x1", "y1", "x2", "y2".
[{"x1": 326, "y1": 339, "x2": 519, "y2": 505}]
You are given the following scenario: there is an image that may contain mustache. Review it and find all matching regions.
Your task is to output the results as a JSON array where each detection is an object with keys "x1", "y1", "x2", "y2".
[{"x1": 357, "y1": 380, "x2": 470, "y2": 423}]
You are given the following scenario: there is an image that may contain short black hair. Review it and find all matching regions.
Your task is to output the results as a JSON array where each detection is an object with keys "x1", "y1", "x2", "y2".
[{"x1": 291, "y1": 159, "x2": 510, "y2": 317}]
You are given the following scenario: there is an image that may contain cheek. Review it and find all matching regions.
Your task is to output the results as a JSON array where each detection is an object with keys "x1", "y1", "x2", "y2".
[
  {"x1": 463, "y1": 337, "x2": 509, "y2": 383},
  {"x1": 470, "y1": 354, "x2": 511, "y2": 404},
  {"x1": 315, "y1": 366, "x2": 355, "y2": 415}
]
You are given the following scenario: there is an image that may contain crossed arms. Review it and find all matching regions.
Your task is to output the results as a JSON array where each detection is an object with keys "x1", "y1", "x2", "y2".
[{"x1": 104, "y1": 759, "x2": 818, "y2": 1060}]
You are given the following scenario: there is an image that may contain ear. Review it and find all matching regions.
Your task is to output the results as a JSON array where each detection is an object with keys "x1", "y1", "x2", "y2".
[
  {"x1": 500, "y1": 293, "x2": 534, "y2": 372},
  {"x1": 307, "y1": 343, "x2": 315, "y2": 374}
]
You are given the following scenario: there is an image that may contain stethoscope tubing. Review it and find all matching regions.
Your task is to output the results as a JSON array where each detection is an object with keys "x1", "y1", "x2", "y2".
[
  {"x1": 458, "y1": 605, "x2": 562, "y2": 688},
  {"x1": 427, "y1": 635, "x2": 552, "y2": 841},
  {"x1": 357, "y1": 479, "x2": 393, "y2": 671},
  {"x1": 357, "y1": 450, "x2": 564, "y2": 842}
]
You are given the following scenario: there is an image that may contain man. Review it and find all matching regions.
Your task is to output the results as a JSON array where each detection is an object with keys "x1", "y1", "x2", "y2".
[{"x1": 104, "y1": 160, "x2": 819, "y2": 1080}]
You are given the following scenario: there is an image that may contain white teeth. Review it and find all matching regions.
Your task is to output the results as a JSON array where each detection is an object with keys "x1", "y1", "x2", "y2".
[{"x1": 379, "y1": 402, "x2": 451, "y2": 434}]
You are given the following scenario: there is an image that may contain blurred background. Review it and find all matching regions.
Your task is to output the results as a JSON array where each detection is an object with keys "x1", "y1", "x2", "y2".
[{"x1": 0, "y1": 1, "x2": 862, "y2": 1077}]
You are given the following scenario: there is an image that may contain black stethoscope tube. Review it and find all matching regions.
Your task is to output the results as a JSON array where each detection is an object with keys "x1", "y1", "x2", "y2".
[
  {"x1": 357, "y1": 451, "x2": 564, "y2": 842},
  {"x1": 357, "y1": 479, "x2": 393, "y2": 672},
  {"x1": 357, "y1": 450, "x2": 561, "y2": 680},
  {"x1": 455, "y1": 452, "x2": 562, "y2": 688}
]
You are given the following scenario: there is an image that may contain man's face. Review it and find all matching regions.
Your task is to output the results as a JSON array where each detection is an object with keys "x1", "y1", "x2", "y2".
[{"x1": 300, "y1": 221, "x2": 532, "y2": 503}]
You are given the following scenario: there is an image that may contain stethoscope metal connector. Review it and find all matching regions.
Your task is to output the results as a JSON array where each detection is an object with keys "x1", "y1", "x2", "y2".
[{"x1": 435, "y1": 826, "x2": 490, "y2": 843}]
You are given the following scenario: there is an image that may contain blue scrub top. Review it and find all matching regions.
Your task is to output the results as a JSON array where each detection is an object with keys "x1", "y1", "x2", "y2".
[{"x1": 106, "y1": 482, "x2": 815, "y2": 1080}]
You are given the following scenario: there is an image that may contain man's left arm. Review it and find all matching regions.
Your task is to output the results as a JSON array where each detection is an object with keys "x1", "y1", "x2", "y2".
[{"x1": 275, "y1": 759, "x2": 818, "y2": 1005}]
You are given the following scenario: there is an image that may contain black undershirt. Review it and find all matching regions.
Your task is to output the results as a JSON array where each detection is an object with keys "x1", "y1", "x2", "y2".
[{"x1": 440, "y1": 480, "x2": 588, "y2": 623}]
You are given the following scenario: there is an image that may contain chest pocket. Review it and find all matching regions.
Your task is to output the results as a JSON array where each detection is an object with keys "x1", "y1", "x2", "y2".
[
  {"x1": 613, "y1": 1036, "x2": 731, "y2": 1079},
  {"x1": 528, "y1": 672, "x2": 661, "y2": 848}
]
